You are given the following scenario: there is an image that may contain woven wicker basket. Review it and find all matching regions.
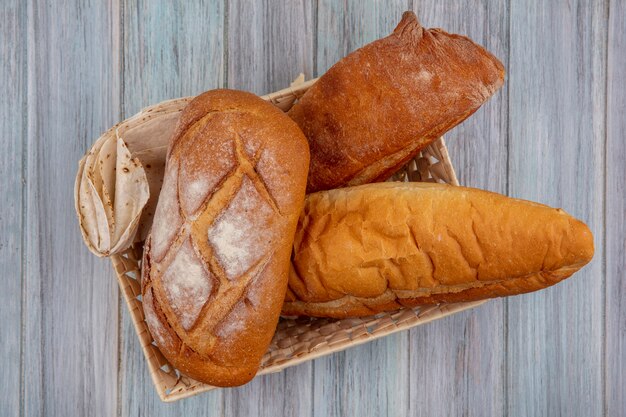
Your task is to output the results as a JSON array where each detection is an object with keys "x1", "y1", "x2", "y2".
[{"x1": 110, "y1": 78, "x2": 487, "y2": 402}]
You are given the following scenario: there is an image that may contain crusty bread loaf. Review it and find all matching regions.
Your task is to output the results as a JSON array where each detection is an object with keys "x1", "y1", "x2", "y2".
[
  {"x1": 141, "y1": 89, "x2": 309, "y2": 386},
  {"x1": 288, "y1": 11, "x2": 505, "y2": 193},
  {"x1": 283, "y1": 183, "x2": 594, "y2": 318}
]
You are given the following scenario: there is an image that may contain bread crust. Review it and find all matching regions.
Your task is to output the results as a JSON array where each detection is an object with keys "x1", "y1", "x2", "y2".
[
  {"x1": 283, "y1": 183, "x2": 594, "y2": 318},
  {"x1": 288, "y1": 11, "x2": 505, "y2": 192},
  {"x1": 142, "y1": 89, "x2": 309, "y2": 386}
]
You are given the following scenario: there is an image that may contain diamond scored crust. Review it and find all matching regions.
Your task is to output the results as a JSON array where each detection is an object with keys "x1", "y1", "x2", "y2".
[
  {"x1": 208, "y1": 175, "x2": 275, "y2": 280},
  {"x1": 161, "y1": 238, "x2": 214, "y2": 331},
  {"x1": 147, "y1": 127, "x2": 282, "y2": 336}
]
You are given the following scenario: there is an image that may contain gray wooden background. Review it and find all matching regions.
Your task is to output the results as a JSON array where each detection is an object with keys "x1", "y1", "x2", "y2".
[{"x1": 1, "y1": 0, "x2": 624, "y2": 416}]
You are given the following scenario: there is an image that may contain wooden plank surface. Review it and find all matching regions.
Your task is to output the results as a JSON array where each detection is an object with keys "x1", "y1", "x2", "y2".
[
  {"x1": 407, "y1": 2, "x2": 509, "y2": 415},
  {"x1": 119, "y1": 1, "x2": 225, "y2": 416},
  {"x1": 23, "y1": 1, "x2": 121, "y2": 416},
  {"x1": 22, "y1": 7, "x2": 44, "y2": 414},
  {"x1": 605, "y1": 0, "x2": 626, "y2": 414},
  {"x1": 507, "y1": 1, "x2": 606, "y2": 416},
  {"x1": 0, "y1": 1, "x2": 25, "y2": 416},
  {"x1": 313, "y1": 3, "x2": 410, "y2": 416},
  {"x1": 122, "y1": 0, "x2": 225, "y2": 110},
  {"x1": 3, "y1": 0, "x2": 624, "y2": 415},
  {"x1": 227, "y1": 0, "x2": 315, "y2": 94},
  {"x1": 224, "y1": 2, "x2": 315, "y2": 416}
]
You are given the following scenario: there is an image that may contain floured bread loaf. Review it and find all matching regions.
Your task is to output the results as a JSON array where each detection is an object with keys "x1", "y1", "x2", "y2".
[
  {"x1": 283, "y1": 183, "x2": 594, "y2": 318},
  {"x1": 141, "y1": 89, "x2": 309, "y2": 386},
  {"x1": 288, "y1": 11, "x2": 505, "y2": 192}
]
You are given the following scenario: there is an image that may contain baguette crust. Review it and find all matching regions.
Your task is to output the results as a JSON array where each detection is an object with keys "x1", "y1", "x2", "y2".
[
  {"x1": 142, "y1": 89, "x2": 309, "y2": 386},
  {"x1": 283, "y1": 183, "x2": 594, "y2": 318},
  {"x1": 288, "y1": 11, "x2": 505, "y2": 192}
]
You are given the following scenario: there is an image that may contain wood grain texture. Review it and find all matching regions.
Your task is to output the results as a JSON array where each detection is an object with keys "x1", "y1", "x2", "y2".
[
  {"x1": 311, "y1": 335, "x2": 410, "y2": 417},
  {"x1": 227, "y1": 0, "x2": 315, "y2": 94},
  {"x1": 605, "y1": 0, "x2": 626, "y2": 414},
  {"x1": 223, "y1": 1, "x2": 315, "y2": 415},
  {"x1": 22, "y1": 7, "x2": 44, "y2": 414},
  {"x1": 408, "y1": 2, "x2": 508, "y2": 415},
  {"x1": 0, "y1": 1, "x2": 25, "y2": 416},
  {"x1": 4, "y1": 0, "x2": 622, "y2": 415},
  {"x1": 316, "y1": 0, "x2": 410, "y2": 75},
  {"x1": 223, "y1": 366, "x2": 314, "y2": 417},
  {"x1": 120, "y1": 1, "x2": 225, "y2": 416},
  {"x1": 23, "y1": 1, "x2": 121, "y2": 417},
  {"x1": 507, "y1": 1, "x2": 606, "y2": 416},
  {"x1": 313, "y1": 3, "x2": 410, "y2": 417},
  {"x1": 122, "y1": 0, "x2": 225, "y2": 114}
]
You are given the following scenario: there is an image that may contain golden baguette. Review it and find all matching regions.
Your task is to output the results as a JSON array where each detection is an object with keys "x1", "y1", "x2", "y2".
[{"x1": 283, "y1": 182, "x2": 594, "y2": 318}]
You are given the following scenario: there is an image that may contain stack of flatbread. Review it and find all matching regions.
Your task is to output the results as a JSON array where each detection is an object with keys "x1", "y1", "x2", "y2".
[{"x1": 74, "y1": 98, "x2": 190, "y2": 256}]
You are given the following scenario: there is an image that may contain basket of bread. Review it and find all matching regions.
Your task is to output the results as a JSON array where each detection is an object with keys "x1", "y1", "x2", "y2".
[{"x1": 75, "y1": 12, "x2": 594, "y2": 402}]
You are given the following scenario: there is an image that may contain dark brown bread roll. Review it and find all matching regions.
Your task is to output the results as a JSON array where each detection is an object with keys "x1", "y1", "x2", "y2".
[
  {"x1": 142, "y1": 89, "x2": 309, "y2": 386},
  {"x1": 288, "y1": 11, "x2": 505, "y2": 192}
]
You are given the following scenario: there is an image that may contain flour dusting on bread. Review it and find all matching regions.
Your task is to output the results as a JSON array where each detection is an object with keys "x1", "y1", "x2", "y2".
[
  {"x1": 208, "y1": 175, "x2": 274, "y2": 279},
  {"x1": 162, "y1": 239, "x2": 213, "y2": 330},
  {"x1": 179, "y1": 132, "x2": 236, "y2": 216},
  {"x1": 150, "y1": 160, "x2": 182, "y2": 262}
]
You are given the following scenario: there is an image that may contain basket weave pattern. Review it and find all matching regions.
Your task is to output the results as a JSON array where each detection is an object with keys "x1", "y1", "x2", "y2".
[{"x1": 111, "y1": 79, "x2": 486, "y2": 402}]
